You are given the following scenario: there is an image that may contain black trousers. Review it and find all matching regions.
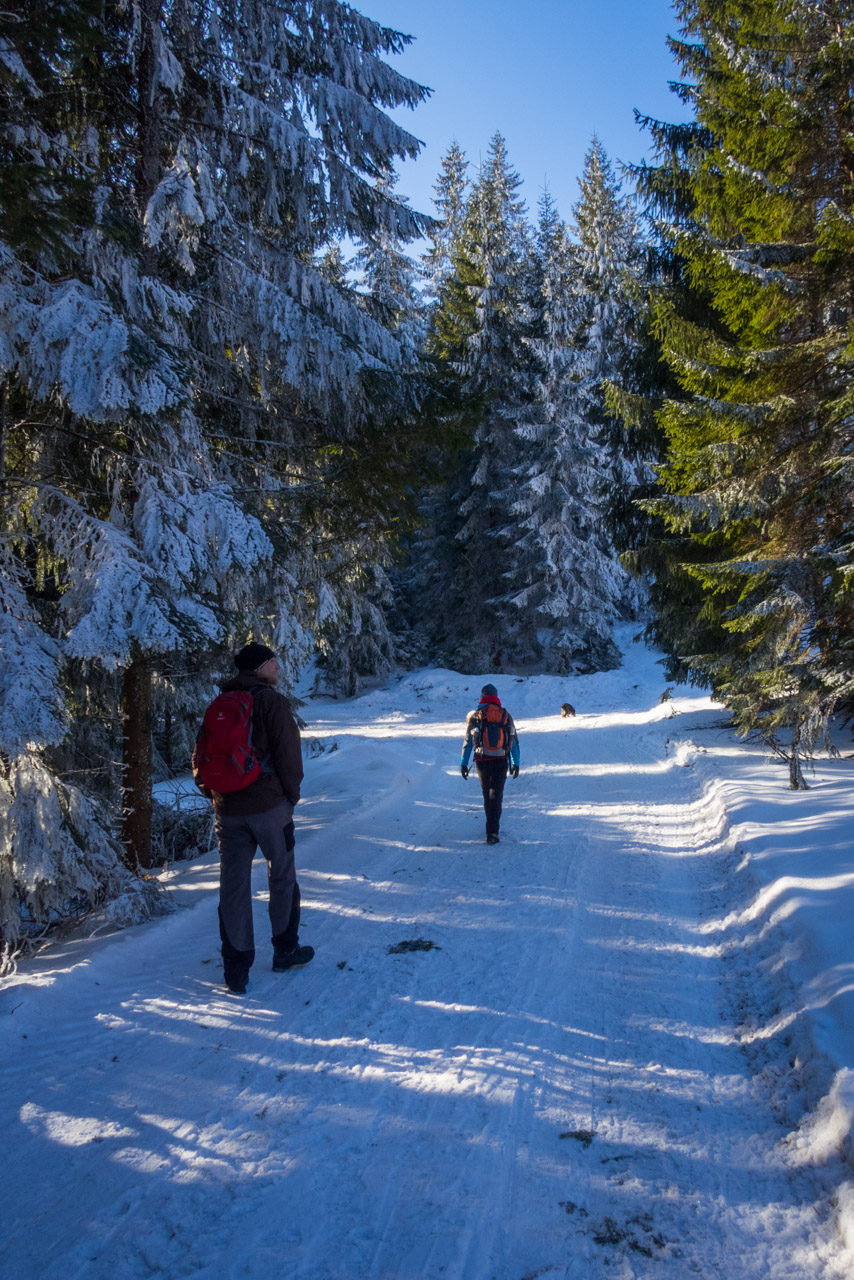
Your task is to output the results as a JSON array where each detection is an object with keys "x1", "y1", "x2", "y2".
[
  {"x1": 475, "y1": 757, "x2": 508, "y2": 837},
  {"x1": 217, "y1": 807, "x2": 300, "y2": 984}
]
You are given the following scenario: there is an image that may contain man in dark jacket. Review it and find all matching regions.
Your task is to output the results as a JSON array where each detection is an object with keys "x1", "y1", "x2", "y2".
[
  {"x1": 193, "y1": 642, "x2": 313, "y2": 994},
  {"x1": 460, "y1": 683, "x2": 521, "y2": 845}
]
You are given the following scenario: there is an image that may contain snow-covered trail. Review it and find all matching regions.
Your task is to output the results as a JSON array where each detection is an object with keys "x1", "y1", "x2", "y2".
[{"x1": 2, "y1": 635, "x2": 851, "y2": 1279}]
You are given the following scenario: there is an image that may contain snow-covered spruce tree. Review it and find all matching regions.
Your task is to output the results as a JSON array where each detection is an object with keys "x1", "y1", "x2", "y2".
[
  {"x1": 422, "y1": 142, "x2": 470, "y2": 299},
  {"x1": 0, "y1": 2, "x2": 168, "y2": 957},
  {"x1": 507, "y1": 190, "x2": 624, "y2": 672},
  {"x1": 143, "y1": 0, "x2": 432, "y2": 713},
  {"x1": 430, "y1": 133, "x2": 543, "y2": 668},
  {"x1": 602, "y1": 255, "x2": 671, "y2": 564},
  {"x1": 386, "y1": 403, "x2": 477, "y2": 668},
  {"x1": 314, "y1": 172, "x2": 431, "y2": 693},
  {"x1": 0, "y1": 0, "x2": 430, "y2": 955},
  {"x1": 313, "y1": 558, "x2": 395, "y2": 698},
  {"x1": 302, "y1": 422, "x2": 403, "y2": 697},
  {"x1": 570, "y1": 139, "x2": 649, "y2": 616},
  {"x1": 633, "y1": 0, "x2": 854, "y2": 787},
  {"x1": 388, "y1": 143, "x2": 479, "y2": 666},
  {"x1": 353, "y1": 169, "x2": 421, "y2": 336},
  {"x1": 1, "y1": 0, "x2": 279, "y2": 880}
]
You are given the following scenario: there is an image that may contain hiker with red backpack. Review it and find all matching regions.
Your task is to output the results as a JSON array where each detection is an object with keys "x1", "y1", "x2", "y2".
[
  {"x1": 192, "y1": 642, "x2": 314, "y2": 995},
  {"x1": 460, "y1": 683, "x2": 521, "y2": 845}
]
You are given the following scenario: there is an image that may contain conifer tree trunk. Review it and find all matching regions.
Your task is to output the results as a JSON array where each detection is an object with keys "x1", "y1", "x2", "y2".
[
  {"x1": 789, "y1": 724, "x2": 808, "y2": 792},
  {"x1": 117, "y1": 0, "x2": 162, "y2": 873},
  {"x1": 0, "y1": 379, "x2": 7, "y2": 495},
  {"x1": 163, "y1": 702, "x2": 173, "y2": 774},
  {"x1": 0, "y1": 377, "x2": 8, "y2": 537},
  {"x1": 122, "y1": 654, "x2": 154, "y2": 868},
  {"x1": 137, "y1": 0, "x2": 163, "y2": 216}
]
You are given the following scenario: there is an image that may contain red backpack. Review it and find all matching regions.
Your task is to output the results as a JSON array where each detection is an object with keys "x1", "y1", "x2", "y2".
[
  {"x1": 192, "y1": 688, "x2": 266, "y2": 794},
  {"x1": 475, "y1": 704, "x2": 511, "y2": 757}
]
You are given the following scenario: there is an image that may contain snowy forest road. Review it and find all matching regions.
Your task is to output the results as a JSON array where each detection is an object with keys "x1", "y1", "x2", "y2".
[{"x1": 1, "y1": 637, "x2": 851, "y2": 1280}]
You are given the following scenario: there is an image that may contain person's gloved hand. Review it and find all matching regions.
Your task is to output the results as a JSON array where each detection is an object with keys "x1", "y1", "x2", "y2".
[
  {"x1": 460, "y1": 764, "x2": 469, "y2": 779},
  {"x1": 510, "y1": 763, "x2": 519, "y2": 779}
]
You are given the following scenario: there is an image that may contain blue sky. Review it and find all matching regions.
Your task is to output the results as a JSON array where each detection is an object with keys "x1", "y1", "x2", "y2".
[{"x1": 365, "y1": 0, "x2": 689, "y2": 226}]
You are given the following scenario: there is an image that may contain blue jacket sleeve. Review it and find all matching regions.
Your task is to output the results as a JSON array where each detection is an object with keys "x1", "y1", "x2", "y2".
[
  {"x1": 508, "y1": 714, "x2": 520, "y2": 769},
  {"x1": 461, "y1": 711, "x2": 475, "y2": 768}
]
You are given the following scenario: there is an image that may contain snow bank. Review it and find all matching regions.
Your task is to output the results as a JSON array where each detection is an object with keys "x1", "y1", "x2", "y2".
[
  {"x1": 784, "y1": 1070, "x2": 854, "y2": 1254},
  {"x1": 785, "y1": 1069, "x2": 854, "y2": 1168}
]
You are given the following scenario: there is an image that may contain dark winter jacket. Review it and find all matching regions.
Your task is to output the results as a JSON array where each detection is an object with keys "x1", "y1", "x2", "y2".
[{"x1": 198, "y1": 675, "x2": 304, "y2": 817}]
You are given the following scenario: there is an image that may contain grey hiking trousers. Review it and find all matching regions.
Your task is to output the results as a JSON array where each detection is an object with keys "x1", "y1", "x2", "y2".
[{"x1": 216, "y1": 800, "x2": 300, "y2": 971}]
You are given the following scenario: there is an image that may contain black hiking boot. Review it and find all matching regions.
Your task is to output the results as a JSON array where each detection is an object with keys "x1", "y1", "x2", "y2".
[
  {"x1": 273, "y1": 944, "x2": 315, "y2": 972},
  {"x1": 224, "y1": 972, "x2": 248, "y2": 995},
  {"x1": 486, "y1": 833, "x2": 500, "y2": 845}
]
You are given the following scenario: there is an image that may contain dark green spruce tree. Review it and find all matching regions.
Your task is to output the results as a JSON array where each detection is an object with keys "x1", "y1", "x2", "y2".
[{"x1": 631, "y1": 0, "x2": 854, "y2": 786}]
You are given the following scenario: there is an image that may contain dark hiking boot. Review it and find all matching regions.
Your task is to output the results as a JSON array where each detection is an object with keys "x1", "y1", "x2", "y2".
[
  {"x1": 486, "y1": 834, "x2": 500, "y2": 845},
  {"x1": 273, "y1": 944, "x2": 315, "y2": 972},
  {"x1": 225, "y1": 973, "x2": 248, "y2": 995}
]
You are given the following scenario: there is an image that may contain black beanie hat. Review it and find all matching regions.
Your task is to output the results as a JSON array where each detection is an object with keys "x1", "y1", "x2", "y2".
[
  {"x1": 234, "y1": 642, "x2": 276, "y2": 672},
  {"x1": 481, "y1": 682, "x2": 498, "y2": 697}
]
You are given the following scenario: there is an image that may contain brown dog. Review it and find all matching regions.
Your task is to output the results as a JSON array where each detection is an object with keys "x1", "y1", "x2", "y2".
[{"x1": 561, "y1": 703, "x2": 576, "y2": 717}]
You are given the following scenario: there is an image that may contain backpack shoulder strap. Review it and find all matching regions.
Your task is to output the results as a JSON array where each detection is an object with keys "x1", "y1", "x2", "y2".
[
  {"x1": 248, "y1": 684, "x2": 277, "y2": 769},
  {"x1": 241, "y1": 682, "x2": 271, "y2": 707}
]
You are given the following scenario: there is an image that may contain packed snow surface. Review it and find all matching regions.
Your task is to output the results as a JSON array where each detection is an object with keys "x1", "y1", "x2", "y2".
[{"x1": 3, "y1": 628, "x2": 854, "y2": 1278}]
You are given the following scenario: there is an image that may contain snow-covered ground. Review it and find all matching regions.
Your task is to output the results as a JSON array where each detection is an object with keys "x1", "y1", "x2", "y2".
[{"x1": 3, "y1": 627, "x2": 854, "y2": 1279}]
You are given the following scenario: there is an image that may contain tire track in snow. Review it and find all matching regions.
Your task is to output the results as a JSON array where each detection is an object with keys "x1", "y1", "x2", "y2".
[{"x1": 551, "y1": 730, "x2": 849, "y2": 1280}]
